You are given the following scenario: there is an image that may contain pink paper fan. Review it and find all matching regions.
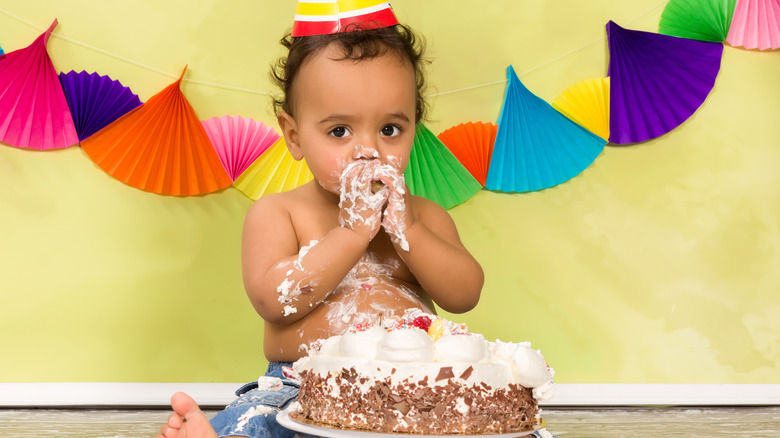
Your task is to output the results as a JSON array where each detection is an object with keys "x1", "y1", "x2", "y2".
[
  {"x1": 0, "y1": 20, "x2": 78, "y2": 149},
  {"x1": 202, "y1": 115, "x2": 281, "y2": 181},
  {"x1": 727, "y1": 0, "x2": 780, "y2": 50}
]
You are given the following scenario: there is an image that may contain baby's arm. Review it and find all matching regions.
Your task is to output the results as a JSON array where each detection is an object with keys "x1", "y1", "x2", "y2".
[
  {"x1": 241, "y1": 195, "x2": 369, "y2": 324},
  {"x1": 242, "y1": 162, "x2": 386, "y2": 324}
]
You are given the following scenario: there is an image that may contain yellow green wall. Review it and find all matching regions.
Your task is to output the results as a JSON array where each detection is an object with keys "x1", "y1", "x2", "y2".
[{"x1": 1, "y1": 0, "x2": 778, "y2": 383}]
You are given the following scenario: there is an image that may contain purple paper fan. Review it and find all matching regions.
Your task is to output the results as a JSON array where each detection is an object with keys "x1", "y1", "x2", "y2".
[
  {"x1": 607, "y1": 21, "x2": 723, "y2": 144},
  {"x1": 59, "y1": 70, "x2": 142, "y2": 141}
]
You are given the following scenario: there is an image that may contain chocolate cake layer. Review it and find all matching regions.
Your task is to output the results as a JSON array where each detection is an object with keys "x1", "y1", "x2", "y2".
[{"x1": 294, "y1": 368, "x2": 539, "y2": 434}]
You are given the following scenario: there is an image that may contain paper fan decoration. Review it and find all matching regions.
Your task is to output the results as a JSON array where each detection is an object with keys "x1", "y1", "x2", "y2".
[
  {"x1": 0, "y1": 20, "x2": 78, "y2": 150},
  {"x1": 233, "y1": 136, "x2": 313, "y2": 200},
  {"x1": 405, "y1": 123, "x2": 483, "y2": 209},
  {"x1": 607, "y1": 21, "x2": 724, "y2": 144},
  {"x1": 552, "y1": 77, "x2": 610, "y2": 141},
  {"x1": 727, "y1": 0, "x2": 780, "y2": 50},
  {"x1": 659, "y1": 0, "x2": 738, "y2": 42},
  {"x1": 485, "y1": 66, "x2": 607, "y2": 193},
  {"x1": 81, "y1": 68, "x2": 231, "y2": 196},
  {"x1": 202, "y1": 115, "x2": 281, "y2": 181},
  {"x1": 58, "y1": 70, "x2": 142, "y2": 141},
  {"x1": 437, "y1": 122, "x2": 497, "y2": 186}
]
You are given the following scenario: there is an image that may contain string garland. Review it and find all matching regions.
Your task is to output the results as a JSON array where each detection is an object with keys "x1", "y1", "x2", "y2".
[{"x1": 0, "y1": 0, "x2": 777, "y2": 206}]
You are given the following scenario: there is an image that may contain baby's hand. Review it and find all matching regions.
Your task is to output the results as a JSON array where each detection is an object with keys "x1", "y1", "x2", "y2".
[
  {"x1": 339, "y1": 160, "x2": 389, "y2": 241},
  {"x1": 375, "y1": 164, "x2": 412, "y2": 251}
]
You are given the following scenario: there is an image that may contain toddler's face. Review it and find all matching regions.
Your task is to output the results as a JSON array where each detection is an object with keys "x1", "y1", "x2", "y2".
[{"x1": 289, "y1": 45, "x2": 417, "y2": 194}]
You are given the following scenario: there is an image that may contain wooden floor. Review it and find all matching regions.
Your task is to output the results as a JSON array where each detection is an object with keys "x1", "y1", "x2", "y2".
[{"x1": 0, "y1": 406, "x2": 779, "y2": 437}]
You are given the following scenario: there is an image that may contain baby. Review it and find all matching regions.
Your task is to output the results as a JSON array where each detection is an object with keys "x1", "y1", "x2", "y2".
[{"x1": 157, "y1": 4, "x2": 483, "y2": 438}]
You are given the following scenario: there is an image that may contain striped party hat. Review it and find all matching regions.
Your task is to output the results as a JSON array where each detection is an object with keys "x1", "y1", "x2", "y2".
[{"x1": 292, "y1": 0, "x2": 400, "y2": 37}]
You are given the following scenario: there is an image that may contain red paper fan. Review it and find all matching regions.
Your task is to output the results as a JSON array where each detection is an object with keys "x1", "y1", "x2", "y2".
[
  {"x1": 81, "y1": 68, "x2": 232, "y2": 196},
  {"x1": 0, "y1": 20, "x2": 78, "y2": 150},
  {"x1": 437, "y1": 122, "x2": 497, "y2": 186},
  {"x1": 202, "y1": 115, "x2": 280, "y2": 181}
]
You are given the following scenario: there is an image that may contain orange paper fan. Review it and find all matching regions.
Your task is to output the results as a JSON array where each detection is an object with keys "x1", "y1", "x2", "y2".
[
  {"x1": 552, "y1": 77, "x2": 610, "y2": 141},
  {"x1": 81, "y1": 68, "x2": 231, "y2": 196},
  {"x1": 437, "y1": 122, "x2": 497, "y2": 186},
  {"x1": 233, "y1": 136, "x2": 313, "y2": 200}
]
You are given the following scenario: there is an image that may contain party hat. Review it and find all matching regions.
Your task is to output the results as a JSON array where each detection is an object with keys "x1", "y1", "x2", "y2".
[
  {"x1": 233, "y1": 136, "x2": 313, "y2": 200},
  {"x1": 292, "y1": 1, "x2": 399, "y2": 37},
  {"x1": 658, "y1": 0, "x2": 737, "y2": 42},
  {"x1": 59, "y1": 70, "x2": 142, "y2": 141},
  {"x1": 0, "y1": 20, "x2": 79, "y2": 150},
  {"x1": 552, "y1": 77, "x2": 610, "y2": 141},
  {"x1": 405, "y1": 123, "x2": 483, "y2": 209},
  {"x1": 485, "y1": 66, "x2": 606, "y2": 193},
  {"x1": 81, "y1": 68, "x2": 232, "y2": 196},
  {"x1": 437, "y1": 122, "x2": 497, "y2": 186},
  {"x1": 607, "y1": 21, "x2": 723, "y2": 144},
  {"x1": 202, "y1": 115, "x2": 280, "y2": 181},
  {"x1": 726, "y1": 0, "x2": 780, "y2": 50}
]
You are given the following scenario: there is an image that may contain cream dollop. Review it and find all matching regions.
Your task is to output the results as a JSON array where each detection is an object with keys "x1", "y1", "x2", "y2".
[
  {"x1": 339, "y1": 326, "x2": 386, "y2": 359},
  {"x1": 510, "y1": 342, "x2": 553, "y2": 388},
  {"x1": 317, "y1": 335, "x2": 342, "y2": 356},
  {"x1": 377, "y1": 328, "x2": 434, "y2": 362},
  {"x1": 434, "y1": 334, "x2": 489, "y2": 363}
]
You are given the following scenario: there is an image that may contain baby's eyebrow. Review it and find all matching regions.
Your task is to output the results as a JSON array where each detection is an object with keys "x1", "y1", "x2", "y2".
[
  {"x1": 318, "y1": 114, "x2": 351, "y2": 125},
  {"x1": 386, "y1": 113, "x2": 411, "y2": 123}
]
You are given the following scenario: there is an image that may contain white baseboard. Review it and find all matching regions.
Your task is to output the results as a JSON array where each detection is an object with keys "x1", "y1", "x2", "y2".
[{"x1": 0, "y1": 383, "x2": 778, "y2": 408}]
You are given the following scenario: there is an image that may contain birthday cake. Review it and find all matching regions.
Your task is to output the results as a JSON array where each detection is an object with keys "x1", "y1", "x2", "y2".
[{"x1": 290, "y1": 309, "x2": 554, "y2": 434}]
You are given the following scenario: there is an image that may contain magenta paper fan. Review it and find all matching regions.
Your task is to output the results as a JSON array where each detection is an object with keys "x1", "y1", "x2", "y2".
[
  {"x1": 607, "y1": 21, "x2": 724, "y2": 144},
  {"x1": 58, "y1": 70, "x2": 142, "y2": 141},
  {"x1": 0, "y1": 20, "x2": 78, "y2": 149},
  {"x1": 727, "y1": 0, "x2": 780, "y2": 50},
  {"x1": 202, "y1": 115, "x2": 281, "y2": 181}
]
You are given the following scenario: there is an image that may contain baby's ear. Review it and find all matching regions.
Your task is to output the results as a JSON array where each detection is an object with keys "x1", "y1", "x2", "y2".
[{"x1": 277, "y1": 112, "x2": 303, "y2": 161}]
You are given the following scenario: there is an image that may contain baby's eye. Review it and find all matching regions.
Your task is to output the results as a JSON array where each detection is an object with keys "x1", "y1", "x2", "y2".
[
  {"x1": 330, "y1": 126, "x2": 351, "y2": 138},
  {"x1": 380, "y1": 125, "x2": 401, "y2": 137}
]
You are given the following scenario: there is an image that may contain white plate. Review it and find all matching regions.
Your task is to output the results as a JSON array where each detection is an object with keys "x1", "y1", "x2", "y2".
[{"x1": 276, "y1": 406, "x2": 544, "y2": 437}]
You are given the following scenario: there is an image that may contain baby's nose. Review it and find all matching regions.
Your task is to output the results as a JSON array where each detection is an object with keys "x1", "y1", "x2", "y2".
[{"x1": 352, "y1": 144, "x2": 380, "y2": 160}]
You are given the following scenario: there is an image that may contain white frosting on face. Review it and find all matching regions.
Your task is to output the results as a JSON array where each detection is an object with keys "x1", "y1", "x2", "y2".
[
  {"x1": 377, "y1": 328, "x2": 434, "y2": 362},
  {"x1": 434, "y1": 334, "x2": 489, "y2": 363},
  {"x1": 339, "y1": 326, "x2": 386, "y2": 359}
]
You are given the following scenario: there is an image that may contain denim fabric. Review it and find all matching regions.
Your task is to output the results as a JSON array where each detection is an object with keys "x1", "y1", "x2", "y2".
[{"x1": 209, "y1": 362, "x2": 310, "y2": 438}]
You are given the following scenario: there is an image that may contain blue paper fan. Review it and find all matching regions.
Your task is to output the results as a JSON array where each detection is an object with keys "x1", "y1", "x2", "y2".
[
  {"x1": 485, "y1": 66, "x2": 606, "y2": 193},
  {"x1": 59, "y1": 71, "x2": 142, "y2": 141}
]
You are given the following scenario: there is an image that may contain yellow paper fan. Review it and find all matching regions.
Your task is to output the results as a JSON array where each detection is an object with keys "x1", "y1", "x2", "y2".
[
  {"x1": 552, "y1": 77, "x2": 610, "y2": 141},
  {"x1": 233, "y1": 136, "x2": 313, "y2": 200}
]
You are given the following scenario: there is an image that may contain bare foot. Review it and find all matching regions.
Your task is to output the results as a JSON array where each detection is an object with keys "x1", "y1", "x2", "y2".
[{"x1": 156, "y1": 392, "x2": 219, "y2": 438}]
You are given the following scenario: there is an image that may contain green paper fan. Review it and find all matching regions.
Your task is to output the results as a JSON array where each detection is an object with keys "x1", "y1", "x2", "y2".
[
  {"x1": 405, "y1": 123, "x2": 482, "y2": 209},
  {"x1": 659, "y1": 0, "x2": 737, "y2": 42}
]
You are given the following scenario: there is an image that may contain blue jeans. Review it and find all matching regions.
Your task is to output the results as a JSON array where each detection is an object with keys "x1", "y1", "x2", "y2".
[{"x1": 209, "y1": 362, "x2": 306, "y2": 438}]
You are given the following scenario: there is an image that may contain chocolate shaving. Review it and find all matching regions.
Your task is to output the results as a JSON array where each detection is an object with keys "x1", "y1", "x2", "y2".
[
  {"x1": 435, "y1": 366, "x2": 455, "y2": 381},
  {"x1": 459, "y1": 365, "x2": 474, "y2": 380}
]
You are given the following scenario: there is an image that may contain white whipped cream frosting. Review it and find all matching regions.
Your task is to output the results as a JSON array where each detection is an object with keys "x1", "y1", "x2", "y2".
[
  {"x1": 377, "y1": 328, "x2": 434, "y2": 362},
  {"x1": 295, "y1": 311, "x2": 555, "y2": 401},
  {"x1": 434, "y1": 334, "x2": 489, "y2": 363}
]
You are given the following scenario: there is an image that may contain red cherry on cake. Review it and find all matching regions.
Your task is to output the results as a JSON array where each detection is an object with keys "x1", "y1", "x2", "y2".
[{"x1": 410, "y1": 315, "x2": 432, "y2": 332}]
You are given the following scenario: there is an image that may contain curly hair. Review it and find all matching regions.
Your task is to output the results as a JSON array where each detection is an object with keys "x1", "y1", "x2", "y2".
[{"x1": 270, "y1": 23, "x2": 429, "y2": 122}]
